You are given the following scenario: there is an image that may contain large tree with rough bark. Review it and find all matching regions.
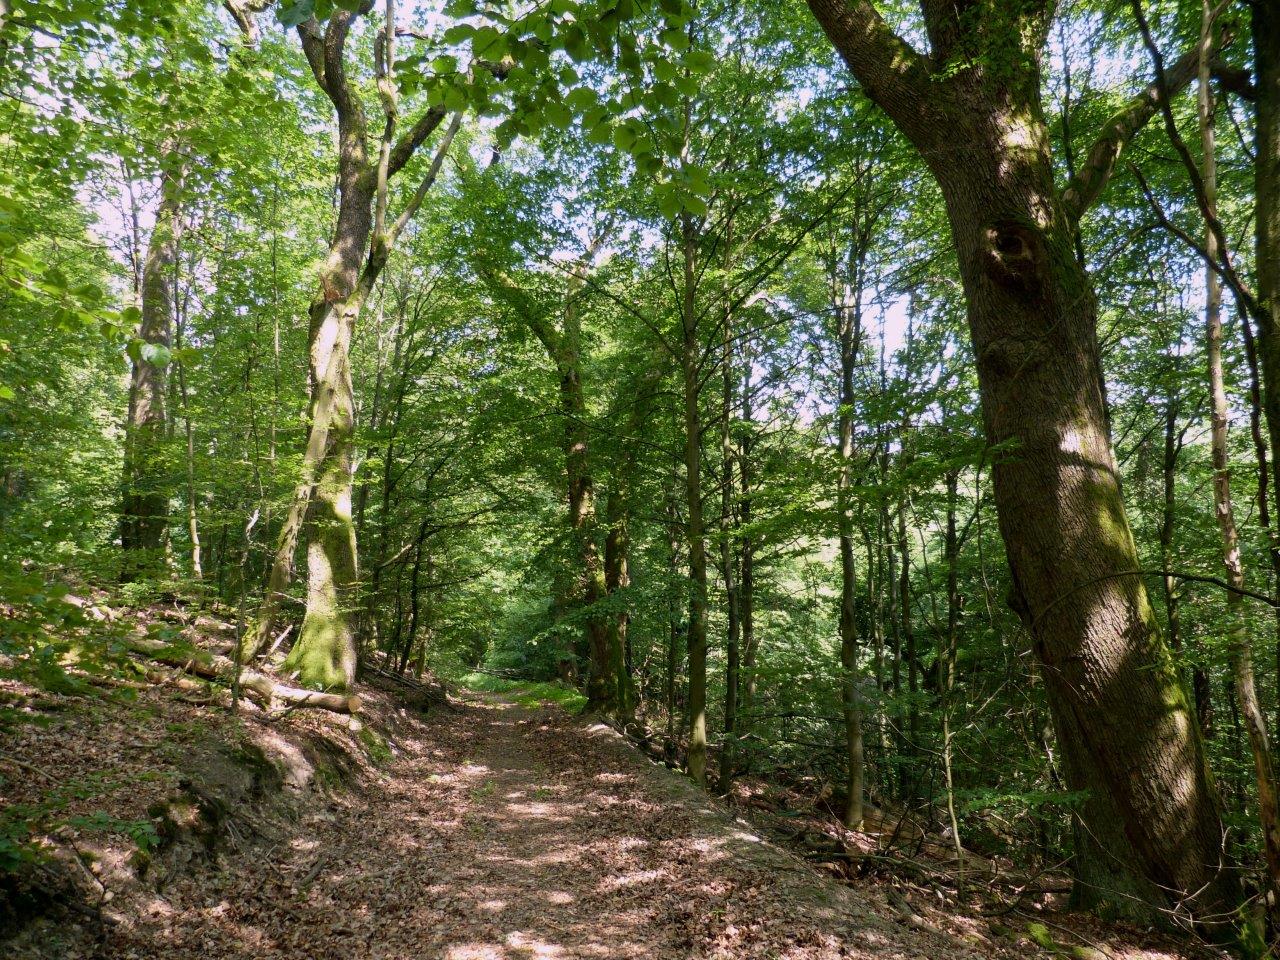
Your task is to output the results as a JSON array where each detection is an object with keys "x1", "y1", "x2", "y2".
[{"x1": 803, "y1": 0, "x2": 1237, "y2": 925}]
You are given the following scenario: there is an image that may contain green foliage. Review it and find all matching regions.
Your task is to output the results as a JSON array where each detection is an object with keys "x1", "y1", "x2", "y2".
[
  {"x1": 4, "y1": 0, "x2": 1280, "y2": 925},
  {"x1": 458, "y1": 673, "x2": 588, "y2": 715},
  {"x1": 0, "y1": 776, "x2": 159, "y2": 873}
]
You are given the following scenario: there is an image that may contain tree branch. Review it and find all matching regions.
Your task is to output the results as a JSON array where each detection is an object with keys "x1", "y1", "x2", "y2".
[
  {"x1": 1060, "y1": 44, "x2": 1201, "y2": 225},
  {"x1": 804, "y1": 0, "x2": 933, "y2": 139},
  {"x1": 387, "y1": 105, "x2": 448, "y2": 178},
  {"x1": 1033, "y1": 569, "x2": 1280, "y2": 631},
  {"x1": 222, "y1": 0, "x2": 273, "y2": 44},
  {"x1": 386, "y1": 112, "x2": 461, "y2": 247}
]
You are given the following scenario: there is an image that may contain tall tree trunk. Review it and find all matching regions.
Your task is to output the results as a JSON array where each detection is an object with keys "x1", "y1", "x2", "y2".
[
  {"x1": 603, "y1": 483, "x2": 635, "y2": 720},
  {"x1": 243, "y1": 11, "x2": 454, "y2": 682},
  {"x1": 1159, "y1": 370, "x2": 1212, "y2": 736},
  {"x1": 274, "y1": 65, "x2": 379, "y2": 688},
  {"x1": 940, "y1": 468, "x2": 964, "y2": 876},
  {"x1": 664, "y1": 488, "x2": 683, "y2": 764},
  {"x1": 806, "y1": 0, "x2": 1235, "y2": 922},
  {"x1": 174, "y1": 297, "x2": 202, "y2": 581},
  {"x1": 242, "y1": 81, "x2": 375, "y2": 669},
  {"x1": 603, "y1": 362, "x2": 662, "y2": 725},
  {"x1": 717, "y1": 311, "x2": 741, "y2": 792},
  {"x1": 837, "y1": 267, "x2": 865, "y2": 828},
  {"x1": 737, "y1": 367, "x2": 758, "y2": 773},
  {"x1": 121, "y1": 156, "x2": 184, "y2": 581},
  {"x1": 681, "y1": 213, "x2": 709, "y2": 787},
  {"x1": 282, "y1": 274, "x2": 368, "y2": 690},
  {"x1": 1199, "y1": 15, "x2": 1280, "y2": 914},
  {"x1": 559, "y1": 319, "x2": 612, "y2": 713},
  {"x1": 1257, "y1": 0, "x2": 1280, "y2": 551},
  {"x1": 1254, "y1": 0, "x2": 1280, "y2": 752},
  {"x1": 896, "y1": 491, "x2": 917, "y2": 792}
]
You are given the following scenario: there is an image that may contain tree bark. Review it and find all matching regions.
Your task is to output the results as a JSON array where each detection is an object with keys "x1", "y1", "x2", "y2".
[
  {"x1": 805, "y1": 0, "x2": 1236, "y2": 923},
  {"x1": 174, "y1": 299, "x2": 202, "y2": 581},
  {"x1": 603, "y1": 361, "x2": 662, "y2": 725},
  {"x1": 681, "y1": 213, "x2": 709, "y2": 787},
  {"x1": 837, "y1": 264, "x2": 865, "y2": 829},
  {"x1": 558, "y1": 293, "x2": 613, "y2": 713},
  {"x1": 1199, "y1": 9, "x2": 1280, "y2": 915},
  {"x1": 717, "y1": 308, "x2": 741, "y2": 792},
  {"x1": 278, "y1": 44, "x2": 376, "y2": 689},
  {"x1": 245, "y1": 11, "x2": 454, "y2": 688},
  {"x1": 737, "y1": 360, "x2": 758, "y2": 773},
  {"x1": 1254, "y1": 3, "x2": 1280, "y2": 536},
  {"x1": 121, "y1": 155, "x2": 184, "y2": 581},
  {"x1": 664, "y1": 486, "x2": 684, "y2": 764}
]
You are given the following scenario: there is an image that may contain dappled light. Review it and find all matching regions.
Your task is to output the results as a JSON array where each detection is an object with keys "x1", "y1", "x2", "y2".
[
  {"x1": 75, "y1": 694, "x2": 957, "y2": 959},
  {"x1": 6, "y1": 0, "x2": 1280, "y2": 954}
]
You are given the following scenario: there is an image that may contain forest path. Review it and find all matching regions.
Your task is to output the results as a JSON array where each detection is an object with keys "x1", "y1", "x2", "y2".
[{"x1": 108, "y1": 695, "x2": 984, "y2": 959}]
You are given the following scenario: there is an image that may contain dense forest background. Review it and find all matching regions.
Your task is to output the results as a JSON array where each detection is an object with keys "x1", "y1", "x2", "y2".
[{"x1": 6, "y1": 0, "x2": 1280, "y2": 947}]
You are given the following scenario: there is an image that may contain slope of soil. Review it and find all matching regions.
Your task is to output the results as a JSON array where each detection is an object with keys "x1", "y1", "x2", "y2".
[{"x1": 4, "y1": 667, "x2": 1222, "y2": 960}]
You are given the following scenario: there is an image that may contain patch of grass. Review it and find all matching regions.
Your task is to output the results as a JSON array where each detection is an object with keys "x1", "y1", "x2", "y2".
[
  {"x1": 458, "y1": 672, "x2": 587, "y2": 715},
  {"x1": 358, "y1": 726, "x2": 393, "y2": 766}
]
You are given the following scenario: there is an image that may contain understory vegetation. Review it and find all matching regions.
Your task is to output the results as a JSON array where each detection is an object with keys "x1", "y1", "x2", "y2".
[{"x1": 6, "y1": 0, "x2": 1280, "y2": 953}]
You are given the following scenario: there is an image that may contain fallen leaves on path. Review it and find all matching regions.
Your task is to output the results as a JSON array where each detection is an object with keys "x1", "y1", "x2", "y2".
[{"x1": 7, "y1": 684, "x2": 1220, "y2": 960}]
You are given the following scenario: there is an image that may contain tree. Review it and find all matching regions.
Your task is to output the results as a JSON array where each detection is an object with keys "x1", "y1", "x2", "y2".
[
  {"x1": 803, "y1": 0, "x2": 1236, "y2": 923},
  {"x1": 243, "y1": 0, "x2": 461, "y2": 690}
]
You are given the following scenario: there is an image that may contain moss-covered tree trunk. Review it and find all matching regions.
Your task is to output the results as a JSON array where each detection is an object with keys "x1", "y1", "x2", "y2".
[
  {"x1": 243, "y1": 10, "x2": 452, "y2": 682},
  {"x1": 1257, "y1": 0, "x2": 1280, "y2": 548},
  {"x1": 716, "y1": 311, "x2": 741, "y2": 793},
  {"x1": 603, "y1": 484, "x2": 634, "y2": 717},
  {"x1": 736, "y1": 364, "x2": 758, "y2": 774},
  {"x1": 282, "y1": 280, "x2": 365, "y2": 690},
  {"x1": 806, "y1": 0, "x2": 1236, "y2": 925},
  {"x1": 561, "y1": 351, "x2": 613, "y2": 712},
  {"x1": 273, "y1": 33, "x2": 374, "y2": 689},
  {"x1": 602, "y1": 362, "x2": 662, "y2": 725}
]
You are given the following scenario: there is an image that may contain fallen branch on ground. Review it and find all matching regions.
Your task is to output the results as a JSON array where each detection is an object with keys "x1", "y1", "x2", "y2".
[{"x1": 123, "y1": 636, "x2": 361, "y2": 714}]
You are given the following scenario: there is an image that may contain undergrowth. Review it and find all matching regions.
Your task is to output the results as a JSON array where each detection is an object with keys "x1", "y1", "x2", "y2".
[{"x1": 457, "y1": 672, "x2": 587, "y2": 715}]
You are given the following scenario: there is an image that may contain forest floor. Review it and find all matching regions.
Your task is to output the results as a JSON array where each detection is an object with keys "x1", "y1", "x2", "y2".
[{"x1": 1, "y1": 612, "x2": 1226, "y2": 960}]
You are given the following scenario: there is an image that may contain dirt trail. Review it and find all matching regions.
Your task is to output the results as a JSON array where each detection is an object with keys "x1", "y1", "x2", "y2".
[{"x1": 101, "y1": 696, "x2": 994, "y2": 959}]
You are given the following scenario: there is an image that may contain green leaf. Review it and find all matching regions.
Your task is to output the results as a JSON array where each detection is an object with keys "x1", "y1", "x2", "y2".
[
  {"x1": 140, "y1": 343, "x2": 172, "y2": 368},
  {"x1": 612, "y1": 124, "x2": 637, "y2": 152},
  {"x1": 660, "y1": 28, "x2": 689, "y2": 51},
  {"x1": 471, "y1": 27, "x2": 507, "y2": 60},
  {"x1": 443, "y1": 24, "x2": 474, "y2": 45},
  {"x1": 684, "y1": 50, "x2": 715, "y2": 74},
  {"x1": 564, "y1": 86, "x2": 599, "y2": 112},
  {"x1": 657, "y1": 187, "x2": 682, "y2": 219},
  {"x1": 674, "y1": 74, "x2": 698, "y2": 96},
  {"x1": 543, "y1": 101, "x2": 572, "y2": 129},
  {"x1": 277, "y1": 0, "x2": 315, "y2": 27},
  {"x1": 649, "y1": 81, "x2": 679, "y2": 109},
  {"x1": 564, "y1": 25, "x2": 591, "y2": 62},
  {"x1": 442, "y1": 83, "x2": 468, "y2": 111}
]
